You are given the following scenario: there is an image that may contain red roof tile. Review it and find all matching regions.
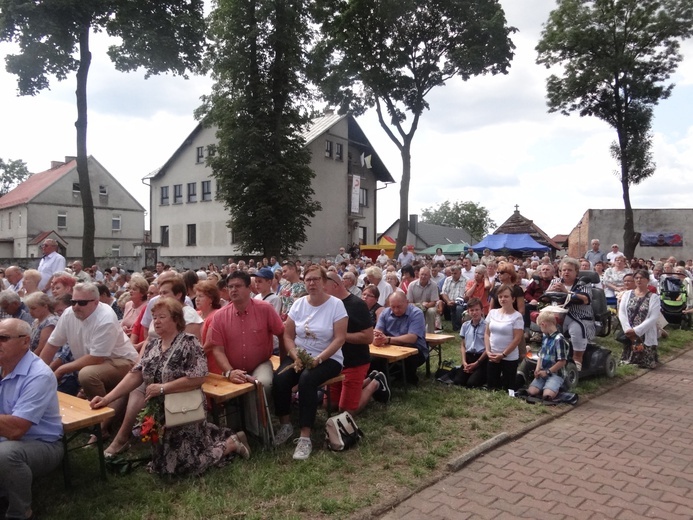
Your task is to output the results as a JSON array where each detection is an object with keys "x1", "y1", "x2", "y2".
[{"x1": 0, "y1": 160, "x2": 76, "y2": 209}]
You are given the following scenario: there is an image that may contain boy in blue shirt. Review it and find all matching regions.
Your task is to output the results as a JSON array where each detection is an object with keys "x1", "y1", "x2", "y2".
[{"x1": 528, "y1": 312, "x2": 567, "y2": 400}]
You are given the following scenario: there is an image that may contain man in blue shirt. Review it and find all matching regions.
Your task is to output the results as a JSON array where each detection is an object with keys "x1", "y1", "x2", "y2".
[
  {"x1": 373, "y1": 292, "x2": 428, "y2": 385},
  {"x1": 0, "y1": 319, "x2": 63, "y2": 520}
]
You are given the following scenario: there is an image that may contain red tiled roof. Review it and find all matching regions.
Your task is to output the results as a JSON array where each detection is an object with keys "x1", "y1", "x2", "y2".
[
  {"x1": 0, "y1": 160, "x2": 76, "y2": 209},
  {"x1": 28, "y1": 230, "x2": 68, "y2": 246}
]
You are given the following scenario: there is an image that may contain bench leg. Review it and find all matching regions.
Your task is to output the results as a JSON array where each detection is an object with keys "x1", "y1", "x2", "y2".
[
  {"x1": 95, "y1": 427, "x2": 108, "y2": 481},
  {"x1": 62, "y1": 436, "x2": 71, "y2": 489}
]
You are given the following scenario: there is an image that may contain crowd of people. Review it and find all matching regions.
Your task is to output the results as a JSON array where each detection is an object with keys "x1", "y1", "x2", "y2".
[{"x1": 1, "y1": 237, "x2": 689, "y2": 519}]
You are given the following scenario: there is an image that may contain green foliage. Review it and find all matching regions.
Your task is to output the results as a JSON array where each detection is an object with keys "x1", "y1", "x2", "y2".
[
  {"x1": 198, "y1": 0, "x2": 320, "y2": 257},
  {"x1": 421, "y1": 199, "x2": 496, "y2": 241},
  {"x1": 0, "y1": 157, "x2": 29, "y2": 196},
  {"x1": 310, "y1": 0, "x2": 516, "y2": 253},
  {"x1": 536, "y1": 0, "x2": 693, "y2": 257}
]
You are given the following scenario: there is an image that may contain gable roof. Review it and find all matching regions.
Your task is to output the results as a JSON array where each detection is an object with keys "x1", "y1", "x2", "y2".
[
  {"x1": 379, "y1": 218, "x2": 473, "y2": 248},
  {"x1": 28, "y1": 230, "x2": 68, "y2": 246},
  {"x1": 494, "y1": 207, "x2": 560, "y2": 250},
  {"x1": 0, "y1": 160, "x2": 76, "y2": 209}
]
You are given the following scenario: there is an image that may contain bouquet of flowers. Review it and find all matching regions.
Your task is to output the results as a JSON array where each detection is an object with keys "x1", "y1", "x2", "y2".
[
  {"x1": 277, "y1": 348, "x2": 315, "y2": 374},
  {"x1": 134, "y1": 397, "x2": 164, "y2": 444}
]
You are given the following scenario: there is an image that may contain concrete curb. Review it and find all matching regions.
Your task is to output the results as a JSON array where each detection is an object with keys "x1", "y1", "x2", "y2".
[{"x1": 353, "y1": 343, "x2": 693, "y2": 520}]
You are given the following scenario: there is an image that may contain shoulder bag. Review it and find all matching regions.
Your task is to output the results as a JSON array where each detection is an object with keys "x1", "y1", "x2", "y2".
[
  {"x1": 325, "y1": 411, "x2": 364, "y2": 451},
  {"x1": 161, "y1": 334, "x2": 207, "y2": 428}
]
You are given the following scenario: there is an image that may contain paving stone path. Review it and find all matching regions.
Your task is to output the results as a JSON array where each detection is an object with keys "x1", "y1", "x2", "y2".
[{"x1": 381, "y1": 350, "x2": 693, "y2": 519}]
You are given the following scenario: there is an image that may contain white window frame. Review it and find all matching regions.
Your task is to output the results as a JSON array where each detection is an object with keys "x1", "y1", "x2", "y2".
[{"x1": 112, "y1": 214, "x2": 121, "y2": 231}]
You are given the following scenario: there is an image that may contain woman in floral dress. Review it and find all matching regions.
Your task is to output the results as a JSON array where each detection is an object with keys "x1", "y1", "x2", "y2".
[{"x1": 618, "y1": 269, "x2": 660, "y2": 368}]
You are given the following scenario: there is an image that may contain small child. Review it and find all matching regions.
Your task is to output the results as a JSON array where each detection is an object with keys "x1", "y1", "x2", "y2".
[{"x1": 528, "y1": 312, "x2": 567, "y2": 400}]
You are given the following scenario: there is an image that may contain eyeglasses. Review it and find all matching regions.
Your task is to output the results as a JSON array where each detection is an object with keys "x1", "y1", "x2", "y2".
[
  {"x1": 70, "y1": 299, "x2": 96, "y2": 307},
  {"x1": 0, "y1": 334, "x2": 27, "y2": 343},
  {"x1": 304, "y1": 277, "x2": 322, "y2": 284}
]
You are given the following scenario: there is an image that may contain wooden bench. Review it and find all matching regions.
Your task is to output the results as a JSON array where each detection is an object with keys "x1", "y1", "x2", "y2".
[
  {"x1": 369, "y1": 344, "x2": 419, "y2": 390},
  {"x1": 425, "y1": 333, "x2": 456, "y2": 377},
  {"x1": 58, "y1": 391, "x2": 115, "y2": 487},
  {"x1": 270, "y1": 355, "x2": 345, "y2": 413}
]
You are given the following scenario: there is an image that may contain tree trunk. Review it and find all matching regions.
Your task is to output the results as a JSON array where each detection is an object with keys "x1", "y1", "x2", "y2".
[
  {"x1": 396, "y1": 141, "x2": 412, "y2": 255},
  {"x1": 76, "y1": 21, "x2": 95, "y2": 266}
]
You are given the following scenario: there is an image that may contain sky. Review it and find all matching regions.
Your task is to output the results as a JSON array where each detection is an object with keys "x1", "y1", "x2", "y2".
[{"x1": 1, "y1": 0, "x2": 692, "y2": 241}]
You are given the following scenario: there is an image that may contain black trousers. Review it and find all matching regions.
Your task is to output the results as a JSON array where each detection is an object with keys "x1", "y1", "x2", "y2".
[
  {"x1": 453, "y1": 352, "x2": 488, "y2": 388},
  {"x1": 487, "y1": 358, "x2": 519, "y2": 390}
]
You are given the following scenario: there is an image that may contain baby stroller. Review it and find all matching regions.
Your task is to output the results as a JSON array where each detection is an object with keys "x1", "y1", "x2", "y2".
[{"x1": 660, "y1": 276, "x2": 691, "y2": 329}]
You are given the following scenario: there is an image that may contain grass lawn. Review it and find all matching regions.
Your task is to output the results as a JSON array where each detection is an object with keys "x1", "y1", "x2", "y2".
[{"x1": 36, "y1": 325, "x2": 692, "y2": 520}]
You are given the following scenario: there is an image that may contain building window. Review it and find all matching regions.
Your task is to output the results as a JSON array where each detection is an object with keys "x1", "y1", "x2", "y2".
[
  {"x1": 111, "y1": 245, "x2": 120, "y2": 257},
  {"x1": 18, "y1": 213, "x2": 21, "y2": 228},
  {"x1": 359, "y1": 187, "x2": 368, "y2": 207},
  {"x1": 325, "y1": 140, "x2": 333, "y2": 158},
  {"x1": 187, "y1": 224, "x2": 196, "y2": 246},
  {"x1": 173, "y1": 184, "x2": 183, "y2": 204},
  {"x1": 160, "y1": 226, "x2": 169, "y2": 247},
  {"x1": 202, "y1": 180, "x2": 212, "y2": 202},
  {"x1": 112, "y1": 214, "x2": 121, "y2": 231},
  {"x1": 230, "y1": 228, "x2": 236, "y2": 244},
  {"x1": 8, "y1": 212, "x2": 11, "y2": 230},
  {"x1": 335, "y1": 142, "x2": 343, "y2": 161},
  {"x1": 160, "y1": 186, "x2": 169, "y2": 205},
  {"x1": 196, "y1": 146, "x2": 204, "y2": 163},
  {"x1": 58, "y1": 211, "x2": 67, "y2": 229},
  {"x1": 359, "y1": 226, "x2": 367, "y2": 245},
  {"x1": 187, "y1": 182, "x2": 197, "y2": 203},
  {"x1": 99, "y1": 185, "x2": 108, "y2": 196},
  {"x1": 207, "y1": 145, "x2": 216, "y2": 157},
  {"x1": 72, "y1": 183, "x2": 80, "y2": 193}
]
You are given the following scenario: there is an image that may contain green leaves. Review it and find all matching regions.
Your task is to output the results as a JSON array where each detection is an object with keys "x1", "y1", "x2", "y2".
[
  {"x1": 421, "y1": 200, "x2": 495, "y2": 242},
  {"x1": 0, "y1": 157, "x2": 30, "y2": 197}
]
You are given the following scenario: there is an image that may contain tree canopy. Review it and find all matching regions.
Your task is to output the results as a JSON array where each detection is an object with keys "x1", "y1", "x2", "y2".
[
  {"x1": 0, "y1": 0, "x2": 206, "y2": 263},
  {"x1": 310, "y1": 0, "x2": 516, "y2": 254},
  {"x1": 421, "y1": 200, "x2": 496, "y2": 242},
  {"x1": 197, "y1": 0, "x2": 320, "y2": 258},
  {"x1": 0, "y1": 157, "x2": 29, "y2": 197},
  {"x1": 536, "y1": 0, "x2": 693, "y2": 258}
]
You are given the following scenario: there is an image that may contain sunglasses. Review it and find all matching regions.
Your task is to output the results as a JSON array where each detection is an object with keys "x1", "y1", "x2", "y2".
[
  {"x1": 0, "y1": 334, "x2": 27, "y2": 343},
  {"x1": 70, "y1": 299, "x2": 96, "y2": 307}
]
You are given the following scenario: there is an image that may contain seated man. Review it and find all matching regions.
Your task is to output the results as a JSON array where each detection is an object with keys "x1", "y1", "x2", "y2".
[
  {"x1": 439, "y1": 266, "x2": 467, "y2": 331},
  {"x1": 524, "y1": 263, "x2": 556, "y2": 327},
  {"x1": 406, "y1": 266, "x2": 439, "y2": 333},
  {"x1": 453, "y1": 298, "x2": 487, "y2": 387},
  {"x1": 0, "y1": 319, "x2": 64, "y2": 520},
  {"x1": 527, "y1": 312, "x2": 567, "y2": 400},
  {"x1": 0, "y1": 291, "x2": 33, "y2": 325},
  {"x1": 373, "y1": 292, "x2": 428, "y2": 385}
]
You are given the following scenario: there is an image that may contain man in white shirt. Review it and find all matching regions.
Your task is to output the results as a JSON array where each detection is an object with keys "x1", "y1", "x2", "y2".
[
  {"x1": 71, "y1": 260, "x2": 92, "y2": 283},
  {"x1": 41, "y1": 282, "x2": 138, "y2": 400},
  {"x1": 37, "y1": 239, "x2": 66, "y2": 291},
  {"x1": 376, "y1": 249, "x2": 390, "y2": 266},
  {"x1": 460, "y1": 258, "x2": 476, "y2": 282},
  {"x1": 334, "y1": 247, "x2": 350, "y2": 265},
  {"x1": 606, "y1": 244, "x2": 624, "y2": 264},
  {"x1": 5, "y1": 266, "x2": 23, "y2": 294},
  {"x1": 397, "y1": 246, "x2": 415, "y2": 267},
  {"x1": 365, "y1": 266, "x2": 393, "y2": 307}
]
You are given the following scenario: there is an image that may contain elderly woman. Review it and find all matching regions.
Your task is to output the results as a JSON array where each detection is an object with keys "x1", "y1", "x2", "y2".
[
  {"x1": 24, "y1": 292, "x2": 58, "y2": 356},
  {"x1": 272, "y1": 265, "x2": 348, "y2": 460},
  {"x1": 121, "y1": 275, "x2": 149, "y2": 336},
  {"x1": 51, "y1": 274, "x2": 76, "y2": 299},
  {"x1": 603, "y1": 256, "x2": 632, "y2": 307},
  {"x1": 20, "y1": 269, "x2": 42, "y2": 298},
  {"x1": 92, "y1": 298, "x2": 250, "y2": 474},
  {"x1": 548, "y1": 257, "x2": 595, "y2": 371},
  {"x1": 618, "y1": 269, "x2": 660, "y2": 368},
  {"x1": 362, "y1": 284, "x2": 383, "y2": 327}
]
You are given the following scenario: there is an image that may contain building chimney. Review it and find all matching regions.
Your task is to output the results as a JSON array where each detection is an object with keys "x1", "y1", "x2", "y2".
[
  {"x1": 324, "y1": 108, "x2": 334, "y2": 116},
  {"x1": 409, "y1": 214, "x2": 418, "y2": 235},
  {"x1": 65, "y1": 156, "x2": 77, "y2": 163},
  {"x1": 50, "y1": 161, "x2": 64, "y2": 169}
]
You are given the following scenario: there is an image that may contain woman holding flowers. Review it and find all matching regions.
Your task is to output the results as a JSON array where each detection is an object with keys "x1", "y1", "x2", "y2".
[
  {"x1": 91, "y1": 297, "x2": 250, "y2": 475},
  {"x1": 272, "y1": 265, "x2": 348, "y2": 460}
]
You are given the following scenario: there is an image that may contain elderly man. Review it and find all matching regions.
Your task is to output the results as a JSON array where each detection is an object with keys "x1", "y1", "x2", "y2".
[
  {"x1": 5, "y1": 266, "x2": 23, "y2": 294},
  {"x1": 37, "y1": 239, "x2": 66, "y2": 291},
  {"x1": 0, "y1": 290, "x2": 33, "y2": 325},
  {"x1": 439, "y1": 266, "x2": 467, "y2": 331},
  {"x1": 324, "y1": 272, "x2": 386, "y2": 412},
  {"x1": 70, "y1": 260, "x2": 92, "y2": 283},
  {"x1": 373, "y1": 292, "x2": 428, "y2": 385},
  {"x1": 376, "y1": 249, "x2": 389, "y2": 266},
  {"x1": 0, "y1": 319, "x2": 63, "y2": 520},
  {"x1": 607, "y1": 244, "x2": 624, "y2": 264},
  {"x1": 342, "y1": 271, "x2": 362, "y2": 298},
  {"x1": 585, "y1": 239, "x2": 607, "y2": 267},
  {"x1": 397, "y1": 246, "x2": 415, "y2": 267},
  {"x1": 407, "y1": 266, "x2": 440, "y2": 333},
  {"x1": 40, "y1": 283, "x2": 138, "y2": 401},
  {"x1": 205, "y1": 271, "x2": 284, "y2": 434},
  {"x1": 334, "y1": 247, "x2": 350, "y2": 265},
  {"x1": 365, "y1": 266, "x2": 392, "y2": 307}
]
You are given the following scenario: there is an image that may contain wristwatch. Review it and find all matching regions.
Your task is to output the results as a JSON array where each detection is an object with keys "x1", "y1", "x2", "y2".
[{"x1": 223, "y1": 370, "x2": 232, "y2": 380}]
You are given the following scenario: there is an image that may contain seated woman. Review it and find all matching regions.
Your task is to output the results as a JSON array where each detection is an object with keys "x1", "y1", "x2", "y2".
[
  {"x1": 603, "y1": 256, "x2": 631, "y2": 307},
  {"x1": 528, "y1": 312, "x2": 567, "y2": 400},
  {"x1": 24, "y1": 292, "x2": 58, "y2": 356},
  {"x1": 194, "y1": 280, "x2": 223, "y2": 373},
  {"x1": 548, "y1": 257, "x2": 595, "y2": 372},
  {"x1": 20, "y1": 269, "x2": 42, "y2": 298},
  {"x1": 272, "y1": 265, "x2": 348, "y2": 460},
  {"x1": 618, "y1": 269, "x2": 660, "y2": 368},
  {"x1": 51, "y1": 274, "x2": 76, "y2": 299},
  {"x1": 91, "y1": 298, "x2": 250, "y2": 474},
  {"x1": 361, "y1": 284, "x2": 383, "y2": 327},
  {"x1": 121, "y1": 275, "x2": 149, "y2": 336},
  {"x1": 453, "y1": 298, "x2": 487, "y2": 387}
]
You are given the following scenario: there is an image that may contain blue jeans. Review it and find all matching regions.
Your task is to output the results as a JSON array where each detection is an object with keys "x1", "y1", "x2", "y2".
[{"x1": 0, "y1": 439, "x2": 63, "y2": 518}]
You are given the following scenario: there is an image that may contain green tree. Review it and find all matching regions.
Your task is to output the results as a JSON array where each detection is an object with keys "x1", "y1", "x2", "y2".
[
  {"x1": 0, "y1": 1, "x2": 205, "y2": 264},
  {"x1": 536, "y1": 0, "x2": 693, "y2": 258},
  {"x1": 0, "y1": 157, "x2": 29, "y2": 196},
  {"x1": 310, "y1": 0, "x2": 515, "y2": 254},
  {"x1": 197, "y1": 0, "x2": 320, "y2": 258},
  {"x1": 421, "y1": 200, "x2": 496, "y2": 242}
]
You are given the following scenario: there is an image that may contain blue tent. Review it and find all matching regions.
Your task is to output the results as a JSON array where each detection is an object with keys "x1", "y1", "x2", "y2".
[{"x1": 471, "y1": 233, "x2": 550, "y2": 252}]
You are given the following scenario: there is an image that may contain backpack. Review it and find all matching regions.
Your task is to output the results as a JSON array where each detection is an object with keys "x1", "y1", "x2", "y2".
[{"x1": 325, "y1": 412, "x2": 364, "y2": 451}]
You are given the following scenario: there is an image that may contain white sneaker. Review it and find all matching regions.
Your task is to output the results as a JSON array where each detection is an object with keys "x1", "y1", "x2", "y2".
[
  {"x1": 292, "y1": 437, "x2": 312, "y2": 460},
  {"x1": 274, "y1": 424, "x2": 294, "y2": 446}
]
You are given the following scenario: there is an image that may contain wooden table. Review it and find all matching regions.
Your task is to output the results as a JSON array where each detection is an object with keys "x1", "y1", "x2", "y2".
[
  {"x1": 369, "y1": 344, "x2": 419, "y2": 390},
  {"x1": 425, "y1": 333, "x2": 456, "y2": 377},
  {"x1": 202, "y1": 374, "x2": 255, "y2": 425},
  {"x1": 58, "y1": 391, "x2": 115, "y2": 486}
]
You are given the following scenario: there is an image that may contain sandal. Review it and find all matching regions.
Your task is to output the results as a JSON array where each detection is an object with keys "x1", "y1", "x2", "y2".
[
  {"x1": 232, "y1": 431, "x2": 251, "y2": 460},
  {"x1": 104, "y1": 440, "x2": 131, "y2": 459}
]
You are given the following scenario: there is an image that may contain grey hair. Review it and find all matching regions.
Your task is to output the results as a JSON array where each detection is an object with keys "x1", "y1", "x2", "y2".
[
  {"x1": 74, "y1": 282, "x2": 99, "y2": 299},
  {"x1": 0, "y1": 290, "x2": 21, "y2": 306}
]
